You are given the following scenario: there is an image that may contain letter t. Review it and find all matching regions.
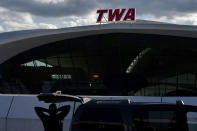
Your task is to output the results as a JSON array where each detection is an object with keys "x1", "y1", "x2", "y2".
[{"x1": 96, "y1": 9, "x2": 108, "y2": 23}]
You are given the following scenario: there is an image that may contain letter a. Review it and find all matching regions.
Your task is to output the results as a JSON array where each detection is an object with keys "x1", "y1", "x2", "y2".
[
  {"x1": 123, "y1": 8, "x2": 135, "y2": 21},
  {"x1": 108, "y1": 9, "x2": 126, "y2": 22}
]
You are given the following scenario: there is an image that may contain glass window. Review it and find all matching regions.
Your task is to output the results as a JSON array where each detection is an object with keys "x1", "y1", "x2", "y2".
[
  {"x1": 1, "y1": 33, "x2": 197, "y2": 95},
  {"x1": 75, "y1": 108, "x2": 125, "y2": 131},
  {"x1": 132, "y1": 110, "x2": 178, "y2": 131},
  {"x1": 187, "y1": 112, "x2": 197, "y2": 131}
]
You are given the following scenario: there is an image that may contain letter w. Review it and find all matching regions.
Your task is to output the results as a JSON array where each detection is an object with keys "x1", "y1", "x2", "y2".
[{"x1": 108, "y1": 9, "x2": 126, "y2": 22}]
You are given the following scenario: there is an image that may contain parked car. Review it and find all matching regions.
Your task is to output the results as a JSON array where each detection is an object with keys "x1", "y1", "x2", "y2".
[
  {"x1": 36, "y1": 93, "x2": 197, "y2": 131},
  {"x1": 70, "y1": 99, "x2": 197, "y2": 131}
]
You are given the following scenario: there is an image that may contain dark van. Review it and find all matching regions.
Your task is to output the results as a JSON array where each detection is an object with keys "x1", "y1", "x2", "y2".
[{"x1": 70, "y1": 100, "x2": 197, "y2": 131}]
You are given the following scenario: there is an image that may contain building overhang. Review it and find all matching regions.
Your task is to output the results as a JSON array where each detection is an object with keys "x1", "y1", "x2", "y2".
[{"x1": 0, "y1": 20, "x2": 197, "y2": 64}]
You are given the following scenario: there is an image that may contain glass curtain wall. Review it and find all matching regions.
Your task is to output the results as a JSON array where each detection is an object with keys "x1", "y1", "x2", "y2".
[{"x1": 0, "y1": 33, "x2": 197, "y2": 96}]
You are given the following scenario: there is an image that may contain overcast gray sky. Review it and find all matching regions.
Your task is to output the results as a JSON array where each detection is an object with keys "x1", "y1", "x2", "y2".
[{"x1": 0, "y1": 0, "x2": 197, "y2": 32}]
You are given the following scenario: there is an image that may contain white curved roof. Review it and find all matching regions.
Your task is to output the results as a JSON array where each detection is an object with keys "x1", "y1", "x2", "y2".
[{"x1": 0, "y1": 20, "x2": 197, "y2": 64}]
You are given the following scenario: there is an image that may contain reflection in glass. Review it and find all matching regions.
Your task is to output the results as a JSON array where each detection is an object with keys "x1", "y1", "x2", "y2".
[{"x1": 0, "y1": 33, "x2": 197, "y2": 96}]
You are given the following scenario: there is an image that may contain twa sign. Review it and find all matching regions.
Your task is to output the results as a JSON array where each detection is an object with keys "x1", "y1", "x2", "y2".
[{"x1": 96, "y1": 8, "x2": 136, "y2": 23}]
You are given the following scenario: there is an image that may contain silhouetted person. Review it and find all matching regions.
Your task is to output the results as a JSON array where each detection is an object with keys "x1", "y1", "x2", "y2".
[{"x1": 35, "y1": 104, "x2": 70, "y2": 131}]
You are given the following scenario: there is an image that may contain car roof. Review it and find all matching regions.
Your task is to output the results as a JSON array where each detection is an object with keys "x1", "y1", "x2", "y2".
[
  {"x1": 77, "y1": 99, "x2": 197, "y2": 110},
  {"x1": 85, "y1": 99, "x2": 174, "y2": 105}
]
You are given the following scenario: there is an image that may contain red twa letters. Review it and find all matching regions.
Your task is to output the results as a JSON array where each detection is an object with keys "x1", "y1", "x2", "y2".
[{"x1": 97, "y1": 8, "x2": 135, "y2": 23}]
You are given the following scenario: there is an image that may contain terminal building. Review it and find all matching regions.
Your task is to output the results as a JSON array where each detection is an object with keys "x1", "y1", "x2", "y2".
[{"x1": 1, "y1": 20, "x2": 197, "y2": 96}]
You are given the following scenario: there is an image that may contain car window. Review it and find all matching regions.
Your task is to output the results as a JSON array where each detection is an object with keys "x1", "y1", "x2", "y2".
[
  {"x1": 187, "y1": 112, "x2": 197, "y2": 131},
  {"x1": 132, "y1": 110, "x2": 179, "y2": 131},
  {"x1": 73, "y1": 108, "x2": 125, "y2": 131}
]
